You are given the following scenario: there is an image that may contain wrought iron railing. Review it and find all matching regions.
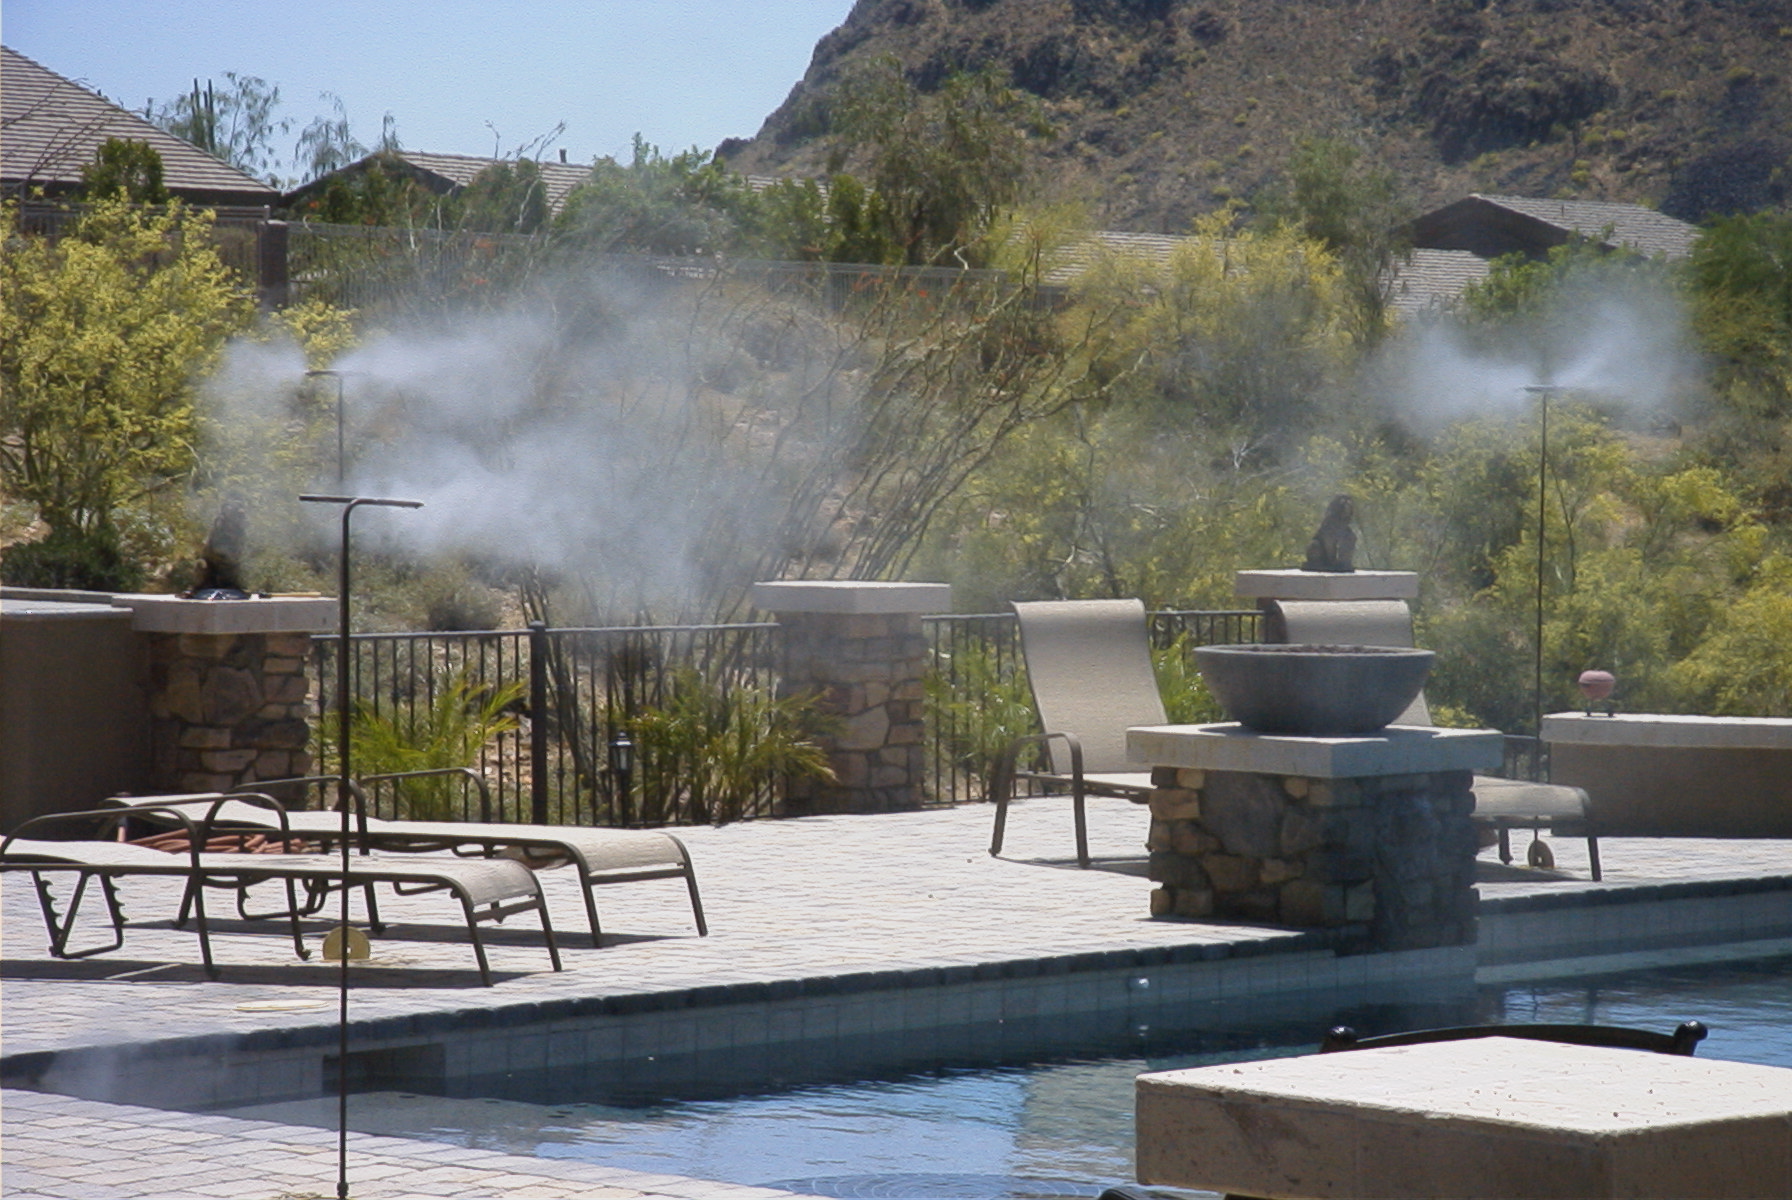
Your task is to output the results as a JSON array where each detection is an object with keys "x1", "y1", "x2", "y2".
[
  {"x1": 311, "y1": 621, "x2": 779, "y2": 825},
  {"x1": 312, "y1": 608, "x2": 1261, "y2": 824}
]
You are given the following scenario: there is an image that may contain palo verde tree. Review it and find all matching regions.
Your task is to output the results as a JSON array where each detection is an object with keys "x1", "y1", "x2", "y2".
[
  {"x1": 0, "y1": 197, "x2": 255, "y2": 588},
  {"x1": 1685, "y1": 211, "x2": 1792, "y2": 421}
]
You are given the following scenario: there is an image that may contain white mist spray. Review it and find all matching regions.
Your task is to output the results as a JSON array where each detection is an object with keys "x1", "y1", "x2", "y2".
[
  {"x1": 1373, "y1": 264, "x2": 1697, "y2": 428},
  {"x1": 200, "y1": 268, "x2": 824, "y2": 618}
]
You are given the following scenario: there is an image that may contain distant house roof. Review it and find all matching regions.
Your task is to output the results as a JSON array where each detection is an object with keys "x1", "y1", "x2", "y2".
[
  {"x1": 1411, "y1": 194, "x2": 1700, "y2": 261},
  {"x1": 283, "y1": 150, "x2": 594, "y2": 215},
  {"x1": 1042, "y1": 230, "x2": 1190, "y2": 286},
  {"x1": 1, "y1": 46, "x2": 279, "y2": 207},
  {"x1": 1386, "y1": 249, "x2": 1494, "y2": 316}
]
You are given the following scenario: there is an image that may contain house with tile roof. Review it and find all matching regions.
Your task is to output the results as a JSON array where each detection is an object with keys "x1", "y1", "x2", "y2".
[
  {"x1": 1386, "y1": 194, "x2": 1700, "y2": 316},
  {"x1": 1, "y1": 46, "x2": 279, "y2": 208},
  {"x1": 282, "y1": 149, "x2": 594, "y2": 219},
  {"x1": 1411, "y1": 194, "x2": 1700, "y2": 263}
]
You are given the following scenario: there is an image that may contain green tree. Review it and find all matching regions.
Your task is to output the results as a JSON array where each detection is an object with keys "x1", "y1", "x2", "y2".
[
  {"x1": 453, "y1": 159, "x2": 550, "y2": 234},
  {"x1": 1258, "y1": 137, "x2": 1411, "y2": 346},
  {"x1": 827, "y1": 57, "x2": 1052, "y2": 266},
  {"x1": 0, "y1": 197, "x2": 254, "y2": 587},
  {"x1": 1092, "y1": 212, "x2": 1352, "y2": 449},
  {"x1": 555, "y1": 137, "x2": 760, "y2": 255},
  {"x1": 1685, "y1": 211, "x2": 1792, "y2": 420},
  {"x1": 79, "y1": 138, "x2": 168, "y2": 204},
  {"x1": 287, "y1": 149, "x2": 436, "y2": 226},
  {"x1": 150, "y1": 74, "x2": 291, "y2": 185}
]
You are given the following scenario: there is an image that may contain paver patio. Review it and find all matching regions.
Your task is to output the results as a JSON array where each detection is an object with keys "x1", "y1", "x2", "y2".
[{"x1": 6, "y1": 796, "x2": 1792, "y2": 1198}]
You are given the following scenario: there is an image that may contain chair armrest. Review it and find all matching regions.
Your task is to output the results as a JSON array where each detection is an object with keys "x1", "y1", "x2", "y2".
[{"x1": 990, "y1": 730, "x2": 1084, "y2": 803}]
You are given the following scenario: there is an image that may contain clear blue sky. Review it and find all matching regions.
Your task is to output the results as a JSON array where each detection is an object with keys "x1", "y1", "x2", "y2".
[{"x1": 4, "y1": 1, "x2": 854, "y2": 178}]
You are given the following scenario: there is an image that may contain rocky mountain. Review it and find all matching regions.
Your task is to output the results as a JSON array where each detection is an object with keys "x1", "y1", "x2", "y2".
[{"x1": 721, "y1": 0, "x2": 1792, "y2": 232}]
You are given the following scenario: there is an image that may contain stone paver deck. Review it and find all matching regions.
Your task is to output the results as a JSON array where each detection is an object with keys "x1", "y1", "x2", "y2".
[{"x1": 6, "y1": 796, "x2": 1792, "y2": 1198}]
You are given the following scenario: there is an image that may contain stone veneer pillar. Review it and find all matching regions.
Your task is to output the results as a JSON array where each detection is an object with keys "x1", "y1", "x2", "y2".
[
  {"x1": 1127, "y1": 724, "x2": 1502, "y2": 951},
  {"x1": 116, "y1": 596, "x2": 335, "y2": 795},
  {"x1": 752, "y1": 580, "x2": 952, "y2": 815}
]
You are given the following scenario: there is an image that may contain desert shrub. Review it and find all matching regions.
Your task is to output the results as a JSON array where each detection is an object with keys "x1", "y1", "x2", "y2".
[
  {"x1": 623, "y1": 668, "x2": 835, "y2": 825},
  {"x1": 342, "y1": 672, "x2": 523, "y2": 820}
]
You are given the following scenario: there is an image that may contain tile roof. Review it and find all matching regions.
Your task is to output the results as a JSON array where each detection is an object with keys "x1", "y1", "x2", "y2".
[
  {"x1": 1041, "y1": 229, "x2": 1191, "y2": 285},
  {"x1": 1417, "y1": 194, "x2": 1700, "y2": 260},
  {"x1": 1, "y1": 45, "x2": 278, "y2": 206},
  {"x1": 1476, "y1": 193, "x2": 1700, "y2": 258},
  {"x1": 1386, "y1": 248, "x2": 1493, "y2": 316},
  {"x1": 294, "y1": 150, "x2": 595, "y2": 214}
]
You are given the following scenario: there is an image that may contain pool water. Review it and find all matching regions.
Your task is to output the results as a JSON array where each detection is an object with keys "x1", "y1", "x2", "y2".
[{"x1": 225, "y1": 956, "x2": 1792, "y2": 1200}]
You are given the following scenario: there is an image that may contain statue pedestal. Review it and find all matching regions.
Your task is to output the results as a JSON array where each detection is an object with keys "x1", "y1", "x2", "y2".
[{"x1": 1235, "y1": 569, "x2": 1418, "y2": 603}]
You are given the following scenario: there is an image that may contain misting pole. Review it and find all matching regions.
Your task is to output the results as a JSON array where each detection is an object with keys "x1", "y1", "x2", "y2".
[
  {"x1": 299, "y1": 493, "x2": 421, "y2": 1200},
  {"x1": 1524, "y1": 385, "x2": 1563, "y2": 737}
]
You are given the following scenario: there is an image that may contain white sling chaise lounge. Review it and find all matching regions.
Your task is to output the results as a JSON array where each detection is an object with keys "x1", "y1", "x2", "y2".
[
  {"x1": 2, "y1": 801, "x2": 563, "y2": 984},
  {"x1": 182, "y1": 772, "x2": 706, "y2": 948}
]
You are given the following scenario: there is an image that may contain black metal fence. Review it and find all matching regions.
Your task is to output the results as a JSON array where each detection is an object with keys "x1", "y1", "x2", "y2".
[
  {"x1": 311, "y1": 621, "x2": 780, "y2": 825},
  {"x1": 312, "y1": 608, "x2": 1261, "y2": 824}
]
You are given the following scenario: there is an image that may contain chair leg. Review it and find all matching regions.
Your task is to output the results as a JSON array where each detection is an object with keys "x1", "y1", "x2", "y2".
[
  {"x1": 1587, "y1": 834, "x2": 1602, "y2": 882},
  {"x1": 458, "y1": 892, "x2": 494, "y2": 986},
  {"x1": 578, "y1": 871, "x2": 605, "y2": 949},
  {"x1": 1073, "y1": 780, "x2": 1090, "y2": 869},
  {"x1": 666, "y1": 835, "x2": 708, "y2": 936},
  {"x1": 989, "y1": 755, "x2": 1016, "y2": 857}
]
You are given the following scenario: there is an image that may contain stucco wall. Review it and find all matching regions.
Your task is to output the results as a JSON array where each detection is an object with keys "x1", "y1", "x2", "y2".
[{"x1": 0, "y1": 600, "x2": 151, "y2": 829}]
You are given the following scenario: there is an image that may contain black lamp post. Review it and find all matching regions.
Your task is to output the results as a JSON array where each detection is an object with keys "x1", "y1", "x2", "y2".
[{"x1": 299, "y1": 492, "x2": 420, "y2": 1200}]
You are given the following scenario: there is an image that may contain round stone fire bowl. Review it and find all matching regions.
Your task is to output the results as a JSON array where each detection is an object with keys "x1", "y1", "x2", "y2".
[{"x1": 1194, "y1": 643, "x2": 1436, "y2": 735}]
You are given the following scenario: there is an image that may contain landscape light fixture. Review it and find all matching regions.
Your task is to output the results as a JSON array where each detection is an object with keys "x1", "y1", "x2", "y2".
[
  {"x1": 609, "y1": 729, "x2": 636, "y2": 813},
  {"x1": 298, "y1": 492, "x2": 422, "y2": 1200}
]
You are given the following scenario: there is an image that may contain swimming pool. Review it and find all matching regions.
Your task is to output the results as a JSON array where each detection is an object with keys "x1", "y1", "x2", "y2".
[{"x1": 224, "y1": 955, "x2": 1792, "y2": 1200}]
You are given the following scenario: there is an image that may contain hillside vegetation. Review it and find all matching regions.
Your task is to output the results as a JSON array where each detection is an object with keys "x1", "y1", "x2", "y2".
[{"x1": 724, "y1": 0, "x2": 1792, "y2": 229}]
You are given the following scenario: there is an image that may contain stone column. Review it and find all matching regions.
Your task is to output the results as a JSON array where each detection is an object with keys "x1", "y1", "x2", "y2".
[
  {"x1": 1128, "y1": 724, "x2": 1502, "y2": 951},
  {"x1": 752, "y1": 580, "x2": 952, "y2": 815},
  {"x1": 118, "y1": 596, "x2": 334, "y2": 795}
]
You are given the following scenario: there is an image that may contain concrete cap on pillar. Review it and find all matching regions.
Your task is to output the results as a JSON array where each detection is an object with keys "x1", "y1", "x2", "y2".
[
  {"x1": 751, "y1": 580, "x2": 952, "y2": 615},
  {"x1": 112, "y1": 595, "x2": 336, "y2": 635},
  {"x1": 1128, "y1": 722, "x2": 1503, "y2": 778}
]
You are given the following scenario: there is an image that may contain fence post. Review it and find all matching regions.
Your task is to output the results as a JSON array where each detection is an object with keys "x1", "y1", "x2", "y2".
[{"x1": 529, "y1": 621, "x2": 549, "y2": 824}]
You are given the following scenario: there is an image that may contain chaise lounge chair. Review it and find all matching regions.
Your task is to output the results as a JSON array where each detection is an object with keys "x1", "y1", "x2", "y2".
[
  {"x1": 989, "y1": 599, "x2": 1164, "y2": 867},
  {"x1": 172, "y1": 770, "x2": 706, "y2": 948},
  {"x1": 3, "y1": 800, "x2": 563, "y2": 985},
  {"x1": 1265, "y1": 597, "x2": 1602, "y2": 880}
]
